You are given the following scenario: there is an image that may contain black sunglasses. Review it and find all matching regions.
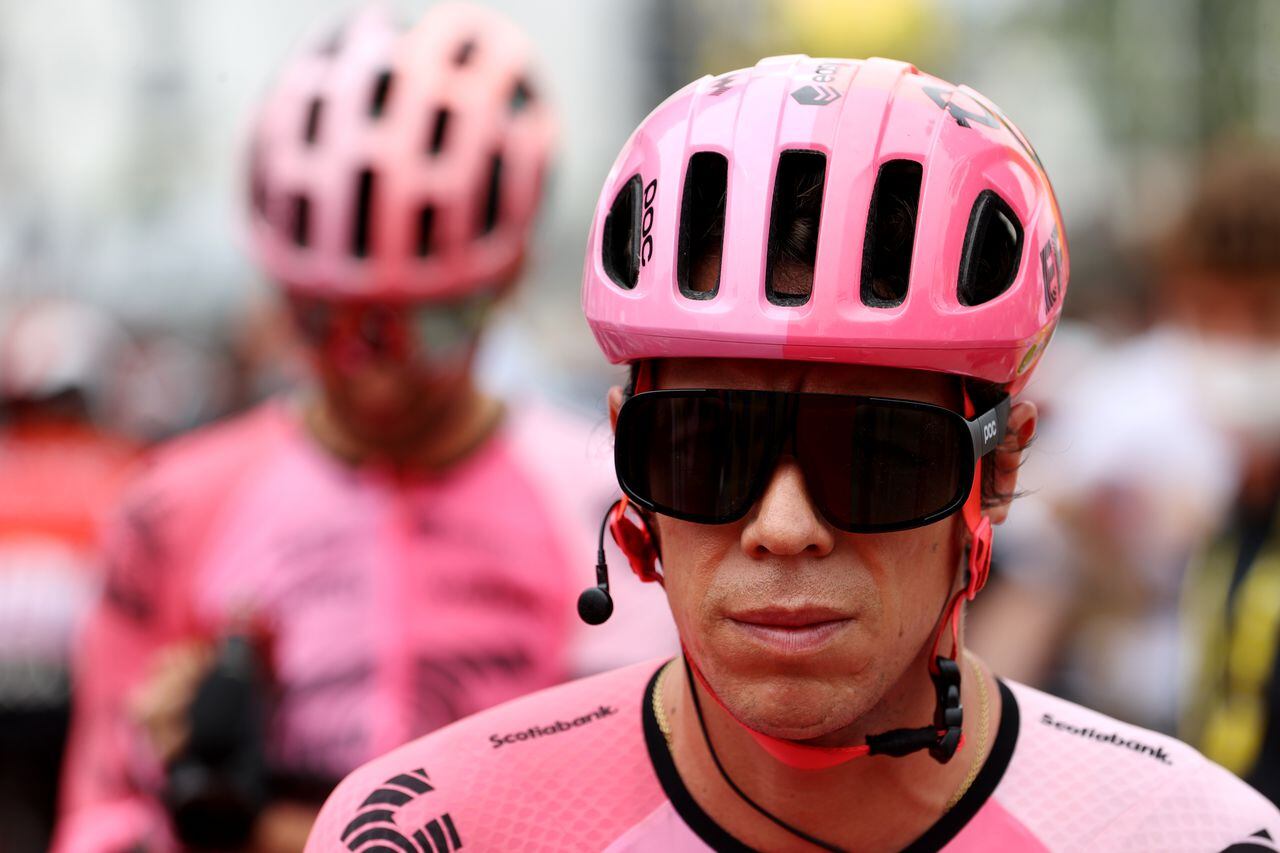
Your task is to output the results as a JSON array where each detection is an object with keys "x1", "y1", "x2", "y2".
[{"x1": 614, "y1": 389, "x2": 1010, "y2": 534}]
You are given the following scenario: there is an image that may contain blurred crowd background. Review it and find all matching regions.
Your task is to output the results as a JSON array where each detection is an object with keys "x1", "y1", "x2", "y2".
[
  {"x1": 2, "y1": 0, "x2": 1279, "y2": 849},
  {"x1": 6, "y1": 0, "x2": 1277, "y2": 430}
]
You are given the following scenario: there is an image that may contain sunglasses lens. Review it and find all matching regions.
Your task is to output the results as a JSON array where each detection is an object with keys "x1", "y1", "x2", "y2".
[
  {"x1": 796, "y1": 398, "x2": 969, "y2": 531},
  {"x1": 411, "y1": 297, "x2": 488, "y2": 360},
  {"x1": 618, "y1": 390, "x2": 974, "y2": 532},
  {"x1": 617, "y1": 392, "x2": 773, "y2": 523},
  {"x1": 290, "y1": 299, "x2": 334, "y2": 347}
]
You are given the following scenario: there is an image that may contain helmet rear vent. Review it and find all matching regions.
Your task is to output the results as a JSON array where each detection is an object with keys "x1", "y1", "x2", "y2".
[
  {"x1": 317, "y1": 22, "x2": 345, "y2": 56},
  {"x1": 601, "y1": 175, "x2": 642, "y2": 290},
  {"x1": 510, "y1": 77, "x2": 534, "y2": 114},
  {"x1": 958, "y1": 190, "x2": 1023, "y2": 306},
  {"x1": 479, "y1": 153, "x2": 503, "y2": 235},
  {"x1": 352, "y1": 168, "x2": 375, "y2": 258},
  {"x1": 304, "y1": 97, "x2": 324, "y2": 146},
  {"x1": 766, "y1": 150, "x2": 827, "y2": 306},
  {"x1": 427, "y1": 108, "x2": 451, "y2": 155},
  {"x1": 290, "y1": 194, "x2": 311, "y2": 248},
  {"x1": 860, "y1": 159, "x2": 922, "y2": 308},
  {"x1": 454, "y1": 39, "x2": 476, "y2": 66},
  {"x1": 677, "y1": 151, "x2": 728, "y2": 300},
  {"x1": 416, "y1": 205, "x2": 436, "y2": 257},
  {"x1": 369, "y1": 70, "x2": 393, "y2": 118}
]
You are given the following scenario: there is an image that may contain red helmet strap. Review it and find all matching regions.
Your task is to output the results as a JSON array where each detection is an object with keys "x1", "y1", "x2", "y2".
[{"x1": 607, "y1": 496, "x2": 662, "y2": 584}]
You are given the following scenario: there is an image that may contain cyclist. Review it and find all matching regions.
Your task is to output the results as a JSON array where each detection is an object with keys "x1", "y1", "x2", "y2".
[
  {"x1": 0, "y1": 298, "x2": 138, "y2": 852},
  {"x1": 54, "y1": 6, "x2": 672, "y2": 851},
  {"x1": 307, "y1": 56, "x2": 1279, "y2": 852}
]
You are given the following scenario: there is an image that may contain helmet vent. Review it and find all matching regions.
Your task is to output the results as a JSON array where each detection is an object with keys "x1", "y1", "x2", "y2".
[
  {"x1": 510, "y1": 77, "x2": 533, "y2": 114},
  {"x1": 249, "y1": 148, "x2": 268, "y2": 216},
  {"x1": 416, "y1": 205, "x2": 436, "y2": 257},
  {"x1": 766, "y1": 150, "x2": 827, "y2": 306},
  {"x1": 677, "y1": 151, "x2": 728, "y2": 300},
  {"x1": 304, "y1": 97, "x2": 324, "y2": 146},
  {"x1": 958, "y1": 190, "x2": 1022, "y2": 306},
  {"x1": 352, "y1": 168, "x2": 375, "y2": 258},
  {"x1": 861, "y1": 159, "x2": 922, "y2": 308},
  {"x1": 369, "y1": 70, "x2": 393, "y2": 118},
  {"x1": 454, "y1": 39, "x2": 476, "y2": 66},
  {"x1": 601, "y1": 175, "x2": 642, "y2": 289},
  {"x1": 479, "y1": 153, "x2": 503, "y2": 235},
  {"x1": 427, "y1": 108, "x2": 451, "y2": 155},
  {"x1": 290, "y1": 194, "x2": 311, "y2": 248},
  {"x1": 317, "y1": 22, "x2": 345, "y2": 56}
]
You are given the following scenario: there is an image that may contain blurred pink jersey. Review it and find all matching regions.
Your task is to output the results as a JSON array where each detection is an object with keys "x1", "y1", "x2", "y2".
[
  {"x1": 308, "y1": 659, "x2": 1279, "y2": 852},
  {"x1": 55, "y1": 399, "x2": 675, "y2": 852}
]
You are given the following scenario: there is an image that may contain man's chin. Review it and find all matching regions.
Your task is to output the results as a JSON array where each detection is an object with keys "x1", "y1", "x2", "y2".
[
  {"x1": 344, "y1": 409, "x2": 432, "y2": 445},
  {"x1": 712, "y1": 671, "x2": 872, "y2": 743}
]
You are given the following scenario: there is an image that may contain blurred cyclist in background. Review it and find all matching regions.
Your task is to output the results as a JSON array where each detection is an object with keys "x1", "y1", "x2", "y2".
[
  {"x1": 307, "y1": 56, "x2": 1276, "y2": 852},
  {"x1": 0, "y1": 298, "x2": 139, "y2": 852},
  {"x1": 1178, "y1": 145, "x2": 1280, "y2": 805},
  {"x1": 55, "y1": 5, "x2": 672, "y2": 851}
]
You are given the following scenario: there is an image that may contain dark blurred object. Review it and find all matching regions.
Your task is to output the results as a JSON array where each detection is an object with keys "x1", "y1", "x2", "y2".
[
  {"x1": 164, "y1": 634, "x2": 268, "y2": 850},
  {"x1": 0, "y1": 704, "x2": 70, "y2": 853}
]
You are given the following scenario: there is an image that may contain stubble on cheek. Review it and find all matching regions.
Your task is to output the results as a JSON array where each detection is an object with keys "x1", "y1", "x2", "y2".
[{"x1": 656, "y1": 518, "x2": 735, "y2": 659}]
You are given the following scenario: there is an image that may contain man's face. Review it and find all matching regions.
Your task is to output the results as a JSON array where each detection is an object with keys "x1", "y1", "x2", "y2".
[
  {"x1": 620, "y1": 358, "x2": 970, "y2": 742},
  {"x1": 288, "y1": 294, "x2": 486, "y2": 444}
]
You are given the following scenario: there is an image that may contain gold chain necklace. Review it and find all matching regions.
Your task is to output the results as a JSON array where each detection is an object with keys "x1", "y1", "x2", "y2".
[
  {"x1": 651, "y1": 651, "x2": 991, "y2": 812},
  {"x1": 945, "y1": 652, "x2": 990, "y2": 810}
]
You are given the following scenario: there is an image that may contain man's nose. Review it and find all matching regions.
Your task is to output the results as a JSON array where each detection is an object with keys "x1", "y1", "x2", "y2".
[{"x1": 740, "y1": 457, "x2": 835, "y2": 559}]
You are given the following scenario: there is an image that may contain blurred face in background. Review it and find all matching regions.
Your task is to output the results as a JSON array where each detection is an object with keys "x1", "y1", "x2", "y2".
[
  {"x1": 287, "y1": 293, "x2": 491, "y2": 445},
  {"x1": 1163, "y1": 271, "x2": 1280, "y2": 459},
  {"x1": 1165, "y1": 271, "x2": 1280, "y2": 344},
  {"x1": 1155, "y1": 149, "x2": 1280, "y2": 460}
]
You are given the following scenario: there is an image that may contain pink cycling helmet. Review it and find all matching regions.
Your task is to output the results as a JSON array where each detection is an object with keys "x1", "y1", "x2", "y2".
[
  {"x1": 582, "y1": 55, "x2": 1067, "y2": 394},
  {"x1": 248, "y1": 3, "x2": 555, "y2": 302}
]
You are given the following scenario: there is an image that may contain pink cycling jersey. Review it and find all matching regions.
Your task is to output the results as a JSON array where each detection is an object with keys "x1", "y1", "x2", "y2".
[
  {"x1": 55, "y1": 399, "x2": 676, "y2": 852},
  {"x1": 308, "y1": 658, "x2": 1280, "y2": 852}
]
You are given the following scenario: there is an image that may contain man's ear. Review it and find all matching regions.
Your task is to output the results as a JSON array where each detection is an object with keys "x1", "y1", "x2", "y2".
[
  {"x1": 985, "y1": 400, "x2": 1038, "y2": 525},
  {"x1": 608, "y1": 385, "x2": 625, "y2": 432}
]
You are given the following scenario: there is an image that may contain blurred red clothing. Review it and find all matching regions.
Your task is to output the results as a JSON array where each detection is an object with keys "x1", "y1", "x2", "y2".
[
  {"x1": 0, "y1": 420, "x2": 138, "y2": 552},
  {"x1": 0, "y1": 419, "x2": 138, "y2": 853},
  {"x1": 0, "y1": 420, "x2": 139, "y2": 672}
]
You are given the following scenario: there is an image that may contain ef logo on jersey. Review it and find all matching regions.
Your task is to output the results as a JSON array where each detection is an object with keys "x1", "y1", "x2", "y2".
[{"x1": 339, "y1": 768, "x2": 462, "y2": 853}]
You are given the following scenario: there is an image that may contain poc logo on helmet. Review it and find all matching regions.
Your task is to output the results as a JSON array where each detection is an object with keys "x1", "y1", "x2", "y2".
[
  {"x1": 983, "y1": 420, "x2": 999, "y2": 443},
  {"x1": 640, "y1": 179, "x2": 658, "y2": 267}
]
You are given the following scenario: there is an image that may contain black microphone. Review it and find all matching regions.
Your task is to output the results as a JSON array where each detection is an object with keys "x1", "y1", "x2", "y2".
[{"x1": 577, "y1": 501, "x2": 619, "y2": 625}]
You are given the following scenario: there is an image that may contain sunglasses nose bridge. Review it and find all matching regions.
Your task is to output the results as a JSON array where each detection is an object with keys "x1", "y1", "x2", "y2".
[{"x1": 742, "y1": 455, "x2": 837, "y2": 557}]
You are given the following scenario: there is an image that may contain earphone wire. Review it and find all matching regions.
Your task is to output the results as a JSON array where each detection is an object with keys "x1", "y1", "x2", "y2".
[
  {"x1": 597, "y1": 499, "x2": 617, "y2": 580},
  {"x1": 681, "y1": 655, "x2": 844, "y2": 853}
]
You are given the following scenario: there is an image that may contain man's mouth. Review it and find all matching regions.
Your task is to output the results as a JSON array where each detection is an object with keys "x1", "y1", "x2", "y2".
[{"x1": 725, "y1": 606, "x2": 853, "y2": 654}]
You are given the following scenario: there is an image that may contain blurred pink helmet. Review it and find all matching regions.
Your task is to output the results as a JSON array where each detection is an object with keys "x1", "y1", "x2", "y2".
[
  {"x1": 0, "y1": 298, "x2": 129, "y2": 406},
  {"x1": 582, "y1": 55, "x2": 1068, "y2": 393},
  {"x1": 248, "y1": 3, "x2": 555, "y2": 302}
]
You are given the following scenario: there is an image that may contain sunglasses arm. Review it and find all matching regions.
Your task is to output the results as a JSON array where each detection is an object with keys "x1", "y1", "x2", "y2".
[{"x1": 968, "y1": 396, "x2": 1012, "y2": 459}]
